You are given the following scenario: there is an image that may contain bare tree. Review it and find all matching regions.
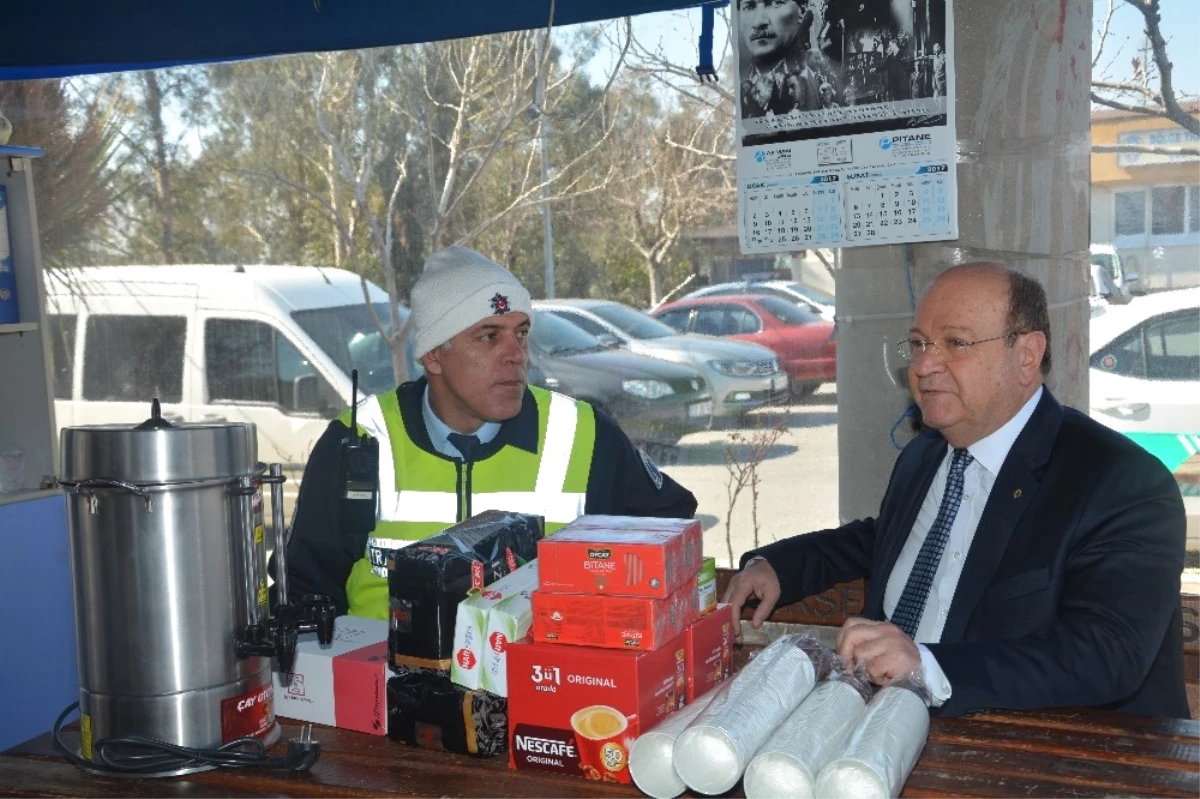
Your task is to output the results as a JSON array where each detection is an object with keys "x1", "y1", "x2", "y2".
[
  {"x1": 721, "y1": 418, "x2": 790, "y2": 567},
  {"x1": 236, "y1": 25, "x2": 629, "y2": 384},
  {"x1": 1091, "y1": 0, "x2": 1199, "y2": 156},
  {"x1": 0, "y1": 78, "x2": 127, "y2": 268},
  {"x1": 417, "y1": 26, "x2": 628, "y2": 253},
  {"x1": 605, "y1": 80, "x2": 736, "y2": 305}
]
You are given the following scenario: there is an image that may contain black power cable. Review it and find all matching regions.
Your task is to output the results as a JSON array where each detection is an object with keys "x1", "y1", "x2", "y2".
[{"x1": 53, "y1": 702, "x2": 321, "y2": 776}]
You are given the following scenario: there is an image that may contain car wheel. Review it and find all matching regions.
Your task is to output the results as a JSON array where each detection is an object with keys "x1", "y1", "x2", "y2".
[
  {"x1": 791, "y1": 382, "x2": 819, "y2": 399},
  {"x1": 640, "y1": 441, "x2": 681, "y2": 466},
  {"x1": 657, "y1": 443, "x2": 681, "y2": 466}
]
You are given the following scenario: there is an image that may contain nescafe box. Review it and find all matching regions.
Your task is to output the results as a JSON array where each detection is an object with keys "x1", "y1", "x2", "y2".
[
  {"x1": 537, "y1": 515, "x2": 703, "y2": 598},
  {"x1": 685, "y1": 603, "x2": 735, "y2": 703},
  {"x1": 530, "y1": 574, "x2": 698, "y2": 651},
  {"x1": 507, "y1": 632, "x2": 687, "y2": 783}
]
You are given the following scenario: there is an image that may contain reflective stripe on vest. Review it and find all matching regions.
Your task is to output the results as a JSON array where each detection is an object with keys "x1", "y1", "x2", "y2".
[{"x1": 345, "y1": 387, "x2": 593, "y2": 581}]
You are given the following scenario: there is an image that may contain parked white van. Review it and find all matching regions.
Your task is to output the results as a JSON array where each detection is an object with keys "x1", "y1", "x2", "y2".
[
  {"x1": 1090, "y1": 243, "x2": 1139, "y2": 305},
  {"x1": 44, "y1": 265, "x2": 409, "y2": 512}
]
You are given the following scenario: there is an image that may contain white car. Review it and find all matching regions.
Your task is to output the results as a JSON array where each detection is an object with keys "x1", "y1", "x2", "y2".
[{"x1": 1089, "y1": 287, "x2": 1200, "y2": 434}]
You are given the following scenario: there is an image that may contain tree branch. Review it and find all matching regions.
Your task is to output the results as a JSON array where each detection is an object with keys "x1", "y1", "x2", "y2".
[
  {"x1": 1120, "y1": 0, "x2": 1200, "y2": 135},
  {"x1": 1093, "y1": 0, "x2": 1117, "y2": 70},
  {"x1": 1090, "y1": 90, "x2": 1169, "y2": 118}
]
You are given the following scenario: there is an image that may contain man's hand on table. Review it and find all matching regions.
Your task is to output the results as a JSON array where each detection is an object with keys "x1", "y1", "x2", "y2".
[
  {"x1": 837, "y1": 617, "x2": 921, "y2": 686},
  {"x1": 721, "y1": 557, "x2": 781, "y2": 638}
]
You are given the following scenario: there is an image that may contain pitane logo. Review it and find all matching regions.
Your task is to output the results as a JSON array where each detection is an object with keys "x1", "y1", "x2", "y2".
[
  {"x1": 754, "y1": 150, "x2": 767, "y2": 163},
  {"x1": 879, "y1": 137, "x2": 892, "y2": 150},
  {"x1": 587, "y1": 548, "x2": 612, "y2": 559}
]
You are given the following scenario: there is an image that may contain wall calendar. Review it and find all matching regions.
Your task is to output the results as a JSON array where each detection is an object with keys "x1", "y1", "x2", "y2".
[{"x1": 732, "y1": 0, "x2": 958, "y2": 253}]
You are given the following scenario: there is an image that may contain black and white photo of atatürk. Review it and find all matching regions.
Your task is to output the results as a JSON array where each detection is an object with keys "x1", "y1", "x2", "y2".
[{"x1": 735, "y1": 0, "x2": 950, "y2": 146}]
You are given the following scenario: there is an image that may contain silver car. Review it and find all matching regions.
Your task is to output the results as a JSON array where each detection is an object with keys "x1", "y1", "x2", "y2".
[{"x1": 535, "y1": 299, "x2": 789, "y2": 421}]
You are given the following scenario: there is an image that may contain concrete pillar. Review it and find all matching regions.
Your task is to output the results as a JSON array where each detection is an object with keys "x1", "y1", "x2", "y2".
[{"x1": 838, "y1": 0, "x2": 1093, "y2": 523}]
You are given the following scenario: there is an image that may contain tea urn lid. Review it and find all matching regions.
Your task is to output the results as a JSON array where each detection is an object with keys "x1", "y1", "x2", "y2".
[{"x1": 59, "y1": 398, "x2": 257, "y2": 485}]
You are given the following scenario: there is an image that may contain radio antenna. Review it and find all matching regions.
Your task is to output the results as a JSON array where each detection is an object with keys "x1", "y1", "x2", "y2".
[{"x1": 350, "y1": 368, "x2": 360, "y2": 439}]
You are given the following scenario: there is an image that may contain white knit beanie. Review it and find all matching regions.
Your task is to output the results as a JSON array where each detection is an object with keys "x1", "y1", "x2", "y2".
[{"x1": 410, "y1": 246, "x2": 533, "y2": 360}]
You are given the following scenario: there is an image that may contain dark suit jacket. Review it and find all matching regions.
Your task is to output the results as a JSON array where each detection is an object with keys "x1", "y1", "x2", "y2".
[{"x1": 748, "y1": 389, "x2": 1188, "y2": 718}]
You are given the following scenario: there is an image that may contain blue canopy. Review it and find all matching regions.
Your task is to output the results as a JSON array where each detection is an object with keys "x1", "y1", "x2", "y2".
[{"x1": 0, "y1": 0, "x2": 708, "y2": 81}]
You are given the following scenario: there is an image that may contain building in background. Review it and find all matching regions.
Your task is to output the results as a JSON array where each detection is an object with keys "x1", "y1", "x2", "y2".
[
  {"x1": 682, "y1": 224, "x2": 837, "y2": 298},
  {"x1": 1091, "y1": 107, "x2": 1200, "y2": 292}
]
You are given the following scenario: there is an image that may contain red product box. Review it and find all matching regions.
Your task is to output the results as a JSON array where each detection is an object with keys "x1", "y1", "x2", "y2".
[
  {"x1": 531, "y1": 575, "x2": 698, "y2": 651},
  {"x1": 537, "y1": 515, "x2": 703, "y2": 598},
  {"x1": 507, "y1": 632, "x2": 688, "y2": 784},
  {"x1": 686, "y1": 603, "x2": 735, "y2": 703}
]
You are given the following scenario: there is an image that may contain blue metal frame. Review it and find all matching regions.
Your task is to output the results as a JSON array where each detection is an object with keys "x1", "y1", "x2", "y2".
[{"x1": 0, "y1": 0, "x2": 721, "y2": 80}]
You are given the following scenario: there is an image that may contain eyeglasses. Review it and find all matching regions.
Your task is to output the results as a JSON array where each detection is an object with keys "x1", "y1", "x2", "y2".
[{"x1": 896, "y1": 331, "x2": 1027, "y2": 362}]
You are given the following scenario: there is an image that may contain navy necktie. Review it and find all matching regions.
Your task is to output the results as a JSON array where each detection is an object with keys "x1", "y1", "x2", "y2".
[
  {"x1": 447, "y1": 432, "x2": 481, "y2": 462},
  {"x1": 891, "y1": 447, "x2": 974, "y2": 639}
]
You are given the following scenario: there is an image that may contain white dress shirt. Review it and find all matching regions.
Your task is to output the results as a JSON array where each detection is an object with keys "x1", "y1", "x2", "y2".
[
  {"x1": 885, "y1": 386, "x2": 1043, "y2": 705},
  {"x1": 421, "y1": 385, "x2": 500, "y2": 460}
]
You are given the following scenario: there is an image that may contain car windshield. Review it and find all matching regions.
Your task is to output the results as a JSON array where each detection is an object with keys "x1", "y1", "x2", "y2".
[
  {"x1": 1091, "y1": 253, "x2": 1118, "y2": 281},
  {"x1": 782, "y1": 282, "x2": 836, "y2": 306},
  {"x1": 531, "y1": 310, "x2": 606, "y2": 354},
  {"x1": 590, "y1": 303, "x2": 678, "y2": 339},
  {"x1": 292, "y1": 301, "x2": 414, "y2": 395},
  {"x1": 757, "y1": 296, "x2": 821, "y2": 325}
]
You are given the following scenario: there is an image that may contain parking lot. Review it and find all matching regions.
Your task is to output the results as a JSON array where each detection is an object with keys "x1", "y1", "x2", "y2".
[
  {"x1": 664, "y1": 384, "x2": 842, "y2": 568},
  {"x1": 666, "y1": 385, "x2": 1200, "y2": 594}
]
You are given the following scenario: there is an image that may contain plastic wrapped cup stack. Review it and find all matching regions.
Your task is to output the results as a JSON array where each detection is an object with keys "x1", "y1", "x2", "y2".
[
  {"x1": 743, "y1": 678, "x2": 868, "y2": 799},
  {"x1": 813, "y1": 684, "x2": 930, "y2": 798},
  {"x1": 673, "y1": 635, "x2": 824, "y2": 795},
  {"x1": 628, "y1": 689, "x2": 718, "y2": 799}
]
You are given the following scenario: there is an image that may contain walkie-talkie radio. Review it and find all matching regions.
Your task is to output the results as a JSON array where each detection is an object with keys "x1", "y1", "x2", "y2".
[{"x1": 340, "y1": 369, "x2": 379, "y2": 539}]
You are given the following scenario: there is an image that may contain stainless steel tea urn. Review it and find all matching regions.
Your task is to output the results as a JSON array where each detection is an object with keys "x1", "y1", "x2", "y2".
[{"x1": 59, "y1": 401, "x2": 334, "y2": 773}]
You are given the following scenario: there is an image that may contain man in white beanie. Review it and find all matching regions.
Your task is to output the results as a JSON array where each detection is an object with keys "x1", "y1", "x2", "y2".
[{"x1": 285, "y1": 246, "x2": 697, "y2": 619}]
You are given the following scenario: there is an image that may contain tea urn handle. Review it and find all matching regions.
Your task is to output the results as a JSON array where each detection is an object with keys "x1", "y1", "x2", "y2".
[{"x1": 69, "y1": 478, "x2": 154, "y2": 514}]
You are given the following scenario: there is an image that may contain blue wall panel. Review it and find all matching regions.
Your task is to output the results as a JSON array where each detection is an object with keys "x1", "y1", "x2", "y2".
[{"x1": 0, "y1": 494, "x2": 77, "y2": 752}]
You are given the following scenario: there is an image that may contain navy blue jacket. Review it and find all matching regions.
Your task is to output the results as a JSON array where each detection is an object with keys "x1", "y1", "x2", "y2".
[
  {"x1": 747, "y1": 390, "x2": 1188, "y2": 718},
  {"x1": 285, "y1": 378, "x2": 698, "y2": 614}
]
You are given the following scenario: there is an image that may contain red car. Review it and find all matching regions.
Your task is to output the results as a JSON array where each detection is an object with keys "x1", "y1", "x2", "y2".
[{"x1": 652, "y1": 294, "x2": 836, "y2": 396}]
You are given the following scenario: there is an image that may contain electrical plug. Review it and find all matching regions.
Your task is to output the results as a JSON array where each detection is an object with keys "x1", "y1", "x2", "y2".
[{"x1": 284, "y1": 723, "x2": 321, "y2": 771}]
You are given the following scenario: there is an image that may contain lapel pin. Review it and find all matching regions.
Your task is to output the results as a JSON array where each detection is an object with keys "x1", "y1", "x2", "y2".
[{"x1": 1013, "y1": 488, "x2": 1023, "y2": 499}]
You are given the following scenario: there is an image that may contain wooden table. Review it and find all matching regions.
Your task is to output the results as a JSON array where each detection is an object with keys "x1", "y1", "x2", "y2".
[
  {"x1": 2, "y1": 708, "x2": 1196, "y2": 798},
  {"x1": 7, "y1": 578, "x2": 1195, "y2": 797}
]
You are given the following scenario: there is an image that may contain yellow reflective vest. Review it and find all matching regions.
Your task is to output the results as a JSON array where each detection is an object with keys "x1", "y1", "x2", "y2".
[{"x1": 342, "y1": 386, "x2": 596, "y2": 618}]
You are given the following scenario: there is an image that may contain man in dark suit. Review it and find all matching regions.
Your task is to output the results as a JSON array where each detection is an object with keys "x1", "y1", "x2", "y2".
[{"x1": 724, "y1": 263, "x2": 1188, "y2": 718}]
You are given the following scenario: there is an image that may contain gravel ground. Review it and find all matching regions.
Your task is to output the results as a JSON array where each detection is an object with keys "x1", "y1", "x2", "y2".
[{"x1": 664, "y1": 385, "x2": 841, "y2": 569}]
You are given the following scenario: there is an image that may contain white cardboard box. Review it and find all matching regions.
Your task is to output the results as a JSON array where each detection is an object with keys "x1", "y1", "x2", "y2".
[
  {"x1": 482, "y1": 589, "x2": 534, "y2": 696},
  {"x1": 272, "y1": 616, "x2": 389, "y2": 735},
  {"x1": 451, "y1": 561, "x2": 537, "y2": 693}
]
